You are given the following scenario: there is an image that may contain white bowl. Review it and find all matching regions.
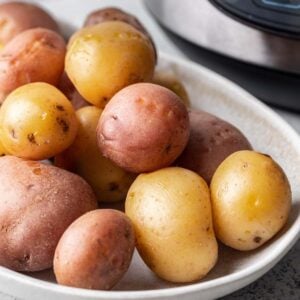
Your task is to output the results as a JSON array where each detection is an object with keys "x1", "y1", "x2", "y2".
[{"x1": 0, "y1": 52, "x2": 299, "y2": 300}]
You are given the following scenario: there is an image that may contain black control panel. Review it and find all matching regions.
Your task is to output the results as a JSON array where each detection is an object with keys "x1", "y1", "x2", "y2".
[{"x1": 210, "y1": 0, "x2": 300, "y2": 38}]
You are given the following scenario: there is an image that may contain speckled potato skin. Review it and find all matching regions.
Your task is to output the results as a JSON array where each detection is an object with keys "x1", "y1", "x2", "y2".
[
  {"x1": 58, "y1": 72, "x2": 90, "y2": 110},
  {"x1": 211, "y1": 150, "x2": 291, "y2": 251},
  {"x1": 125, "y1": 167, "x2": 218, "y2": 283},
  {"x1": 54, "y1": 209, "x2": 135, "y2": 290},
  {"x1": 0, "y1": 156, "x2": 97, "y2": 272},
  {"x1": 0, "y1": 28, "x2": 66, "y2": 103},
  {"x1": 0, "y1": 1, "x2": 59, "y2": 46},
  {"x1": 176, "y1": 110, "x2": 252, "y2": 183},
  {"x1": 97, "y1": 83, "x2": 190, "y2": 173},
  {"x1": 83, "y1": 7, "x2": 157, "y2": 61},
  {"x1": 152, "y1": 72, "x2": 190, "y2": 107},
  {"x1": 55, "y1": 106, "x2": 136, "y2": 203},
  {"x1": 0, "y1": 82, "x2": 78, "y2": 160},
  {"x1": 66, "y1": 21, "x2": 155, "y2": 108}
]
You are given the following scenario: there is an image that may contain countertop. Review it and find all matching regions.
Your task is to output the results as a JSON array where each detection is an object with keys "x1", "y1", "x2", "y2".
[{"x1": 1, "y1": 0, "x2": 299, "y2": 299}]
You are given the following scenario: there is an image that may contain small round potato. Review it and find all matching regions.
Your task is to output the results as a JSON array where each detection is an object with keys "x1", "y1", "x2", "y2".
[
  {"x1": 83, "y1": 7, "x2": 156, "y2": 60},
  {"x1": 66, "y1": 21, "x2": 156, "y2": 108},
  {"x1": 152, "y1": 72, "x2": 190, "y2": 107},
  {"x1": 176, "y1": 110, "x2": 252, "y2": 183},
  {"x1": 55, "y1": 106, "x2": 136, "y2": 203},
  {"x1": 97, "y1": 83, "x2": 190, "y2": 173},
  {"x1": 126, "y1": 167, "x2": 218, "y2": 283},
  {"x1": 54, "y1": 209, "x2": 135, "y2": 290},
  {"x1": 0, "y1": 1, "x2": 59, "y2": 45},
  {"x1": 0, "y1": 156, "x2": 97, "y2": 272},
  {"x1": 58, "y1": 72, "x2": 90, "y2": 110},
  {"x1": 0, "y1": 82, "x2": 78, "y2": 160},
  {"x1": 0, "y1": 28, "x2": 66, "y2": 103},
  {"x1": 211, "y1": 150, "x2": 291, "y2": 251}
]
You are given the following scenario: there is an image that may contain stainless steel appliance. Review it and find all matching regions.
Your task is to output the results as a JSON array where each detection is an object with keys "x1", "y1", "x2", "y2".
[{"x1": 145, "y1": 0, "x2": 300, "y2": 111}]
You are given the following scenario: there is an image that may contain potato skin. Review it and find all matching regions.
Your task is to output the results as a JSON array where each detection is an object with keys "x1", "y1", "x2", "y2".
[
  {"x1": 0, "y1": 28, "x2": 66, "y2": 103},
  {"x1": 83, "y1": 7, "x2": 156, "y2": 61},
  {"x1": 66, "y1": 21, "x2": 155, "y2": 108},
  {"x1": 176, "y1": 110, "x2": 252, "y2": 183},
  {"x1": 0, "y1": 1, "x2": 59, "y2": 45},
  {"x1": 97, "y1": 83, "x2": 190, "y2": 173},
  {"x1": 125, "y1": 167, "x2": 218, "y2": 283},
  {"x1": 152, "y1": 72, "x2": 190, "y2": 107},
  {"x1": 55, "y1": 106, "x2": 136, "y2": 203},
  {"x1": 54, "y1": 209, "x2": 135, "y2": 290},
  {"x1": 0, "y1": 156, "x2": 97, "y2": 272},
  {"x1": 0, "y1": 82, "x2": 78, "y2": 160},
  {"x1": 58, "y1": 72, "x2": 90, "y2": 110},
  {"x1": 211, "y1": 150, "x2": 291, "y2": 251}
]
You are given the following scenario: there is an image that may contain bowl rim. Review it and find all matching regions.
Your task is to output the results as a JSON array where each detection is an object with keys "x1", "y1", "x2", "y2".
[{"x1": 1, "y1": 52, "x2": 300, "y2": 299}]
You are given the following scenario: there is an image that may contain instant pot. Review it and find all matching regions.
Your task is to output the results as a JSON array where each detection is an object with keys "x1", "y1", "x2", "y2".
[{"x1": 145, "y1": 0, "x2": 300, "y2": 111}]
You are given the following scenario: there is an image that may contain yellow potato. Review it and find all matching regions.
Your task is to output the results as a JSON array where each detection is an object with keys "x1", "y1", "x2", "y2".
[
  {"x1": 0, "y1": 136, "x2": 6, "y2": 156},
  {"x1": 55, "y1": 106, "x2": 135, "y2": 203},
  {"x1": 66, "y1": 21, "x2": 156, "y2": 108},
  {"x1": 125, "y1": 167, "x2": 218, "y2": 283},
  {"x1": 0, "y1": 82, "x2": 78, "y2": 160},
  {"x1": 211, "y1": 150, "x2": 291, "y2": 251},
  {"x1": 152, "y1": 72, "x2": 190, "y2": 107}
]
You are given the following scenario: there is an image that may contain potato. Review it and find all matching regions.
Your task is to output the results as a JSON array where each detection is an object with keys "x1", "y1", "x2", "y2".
[
  {"x1": 97, "y1": 83, "x2": 190, "y2": 173},
  {"x1": 0, "y1": 1, "x2": 59, "y2": 45},
  {"x1": 0, "y1": 28, "x2": 66, "y2": 103},
  {"x1": 0, "y1": 137, "x2": 6, "y2": 156},
  {"x1": 176, "y1": 110, "x2": 252, "y2": 183},
  {"x1": 0, "y1": 155, "x2": 97, "y2": 272},
  {"x1": 83, "y1": 7, "x2": 157, "y2": 61},
  {"x1": 211, "y1": 150, "x2": 291, "y2": 251},
  {"x1": 58, "y1": 72, "x2": 90, "y2": 110},
  {"x1": 0, "y1": 82, "x2": 78, "y2": 160},
  {"x1": 125, "y1": 167, "x2": 218, "y2": 283},
  {"x1": 152, "y1": 72, "x2": 190, "y2": 107},
  {"x1": 54, "y1": 209, "x2": 135, "y2": 290},
  {"x1": 66, "y1": 21, "x2": 155, "y2": 108},
  {"x1": 55, "y1": 106, "x2": 136, "y2": 203}
]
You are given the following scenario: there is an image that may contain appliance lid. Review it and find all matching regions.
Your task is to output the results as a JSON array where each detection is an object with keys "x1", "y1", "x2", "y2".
[
  {"x1": 145, "y1": 0, "x2": 300, "y2": 74},
  {"x1": 210, "y1": 0, "x2": 300, "y2": 39}
]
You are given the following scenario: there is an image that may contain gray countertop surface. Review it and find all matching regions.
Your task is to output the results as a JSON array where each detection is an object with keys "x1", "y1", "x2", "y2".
[{"x1": 1, "y1": 0, "x2": 299, "y2": 299}]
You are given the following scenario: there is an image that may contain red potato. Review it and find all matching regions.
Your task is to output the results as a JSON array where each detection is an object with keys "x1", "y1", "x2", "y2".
[
  {"x1": 0, "y1": 28, "x2": 66, "y2": 103},
  {"x1": 176, "y1": 110, "x2": 252, "y2": 183},
  {"x1": 84, "y1": 7, "x2": 157, "y2": 61},
  {"x1": 0, "y1": 156, "x2": 97, "y2": 272},
  {"x1": 0, "y1": 1, "x2": 59, "y2": 46},
  {"x1": 54, "y1": 209, "x2": 135, "y2": 290},
  {"x1": 97, "y1": 83, "x2": 190, "y2": 173}
]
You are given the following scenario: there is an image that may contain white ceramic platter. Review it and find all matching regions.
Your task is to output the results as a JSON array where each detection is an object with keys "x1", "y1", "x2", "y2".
[{"x1": 0, "y1": 1, "x2": 300, "y2": 300}]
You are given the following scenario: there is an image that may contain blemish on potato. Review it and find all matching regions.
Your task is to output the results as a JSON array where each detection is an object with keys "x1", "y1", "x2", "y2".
[
  {"x1": 26, "y1": 184, "x2": 34, "y2": 190},
  {"x1": 56, "y1": 117, "x2": 69, "y2": 133},
  {"x1": 10, "y1": 129, "x2": 17, "y2": 139},
  {"x1": 33, "y1": 167, "x2": 42, "y2": 175},
  {"x1": 55, "y1": 105, "x2": 65, "y2": 111},
  {"x1": 27, "y1": 133, "x2": 37, "y2": 145},
  {"x1": 253, "y1": 236, "x2": 262, "y2": 244},
  {"x1": 108, "y1": 182, "x2": 119, "y2": 191},
  {"x1": 164, "y1": 144, "x2": 171, "y2": 154}
]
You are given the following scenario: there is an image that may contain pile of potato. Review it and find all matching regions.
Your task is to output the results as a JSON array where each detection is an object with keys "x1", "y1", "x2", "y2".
[{"x1": 0, "y1": 1, "x2": 292, "y2": 291}]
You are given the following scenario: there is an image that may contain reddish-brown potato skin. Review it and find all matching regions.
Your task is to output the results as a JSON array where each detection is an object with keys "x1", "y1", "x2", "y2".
[
  {"x1": 176, "y1": 110, "x2": 252, "y2": 183},
  {"x1": 54, "y1": 209, "x2": 135, "y2": 290},
  {"x1": 0, "y1": 1, "x2": 59, "y2": 45},
  {"x1": 97, "y1": 83, "x2": 190, "y2": 173},
  {"x1": 83, "y1": 7, "x2": 156, "y2": 61},
  {"x1": 0, "y1": 28, "x2": 66, "y2": 103},
  {"x1": 58, "y1": 72, "x2": 90, "y2": 110},
  {"x1": 0, "y1": 156, "x2": 97, "y2": 272}
]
